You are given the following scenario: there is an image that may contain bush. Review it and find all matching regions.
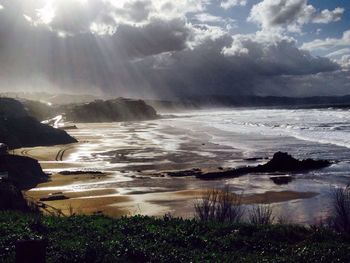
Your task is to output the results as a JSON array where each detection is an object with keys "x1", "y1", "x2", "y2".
[
  {"x1": 329, "y1": 186, "x2": 350, "y2": 234},
  {"x1": 249, "y1": 204, "x2": 274, "y2": 225},
  {"x1": 1, "y1": 211, "x2": 350, "y2": 262},
  {"x1": 194, "y1": 186, "x2": 244, "y2": 223}
]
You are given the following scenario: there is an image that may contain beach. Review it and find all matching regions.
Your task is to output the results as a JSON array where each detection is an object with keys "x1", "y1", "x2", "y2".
[{"x1": 19, "y1": 108, "x2": 350, "y2": 223}]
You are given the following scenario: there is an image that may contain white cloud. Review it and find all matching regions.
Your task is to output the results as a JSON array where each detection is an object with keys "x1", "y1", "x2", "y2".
[
  {"x1": 340, "y1": 55, "x2": 350, "y2": 69},
  {"x1": 326, "y1": 48, "x2": 350, "y2": 59},
  {"x1": 194, "y1": 13, "x2": 225, "y2": 23},
  {"x1": 220, "y1": 0, "x2": 247, "y2": 10},
  {"x1": 302, "y1": 30, "x2": 350, "y2": 51},
  {"x1": 312, "y1": 7, "x2": 344, "y2": 24},
  {"x1": 325, "y1": 48, "x2": 350, "y2": 69},
  {"x1": 190, "y1": 24, "x2": 228, "y2": 47},
  {"x1": 248, "y1": 0, "x2": 344, "y2": 33},
  {"x1": 221, "y1": 32, "x2": 338, "y2": 76},
  {"x1": 6, "y1": 0, "x2": 211, "y2": 35}
]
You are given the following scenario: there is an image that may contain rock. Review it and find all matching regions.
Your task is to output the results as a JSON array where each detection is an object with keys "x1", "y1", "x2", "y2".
[
  {"x1": 63, "y1": 98, "x2": 158, "y2": 122},
  {"x1": 58, "y1": 170, "x2": 103, "y2": 175},
  {"x1": 259, "y1": 152, "x2": 331, "y2": 173},
  {"x1": 0, "y1": 180, "x2": 28, "y2": 210},
  {"x1": 0, "y1": 98, "x2": 77, "y2": 149},
  {"x1": 0, "y1": 154, "x2": 47, "y2": 190},
  {"x1": 39, "y1": 194, "x2": 68, "y2": 202},
  {"x1": 197, "y1": 152, "x2": 331, "y2": 180},
  {"x1": 269, "y1": 175, "x2": 293, "y2": 185},
  {"x1": 0, "y1": 116, "x2": 77, "y2": 149},
  {"x1": 0, "y1": 98, "x2": 28, "y2": 118},
  {"x1": 166, "y1": 168, "x2": 202, "y2": 177},
  {"x1": 0, "y1": 143, "x2": 8, "y2": 155}
]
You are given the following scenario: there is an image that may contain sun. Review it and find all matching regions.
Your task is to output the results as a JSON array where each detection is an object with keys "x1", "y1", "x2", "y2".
[
  {"x1": 35, "y1": 0, "x2": 88, "y2": 25},
  {"x1": 36, "y1": 1, "x2": 55, "y2": 25}
]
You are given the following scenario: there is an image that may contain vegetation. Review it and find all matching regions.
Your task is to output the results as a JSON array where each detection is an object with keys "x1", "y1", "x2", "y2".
[
  {"x1": 328, "y1": 186, "x2": 350, "y2": 234},
  {"x1": 0, "y1": 211, "x2": 350, "y2": 263},
  {"x1": 194, "y1": 187, "x2": 244, "y2": 223},
  {"x1": 249, "y1": 204, "x2": 275, "y2": 225},
  {"x1": 2, "y1": 186, "x2": 350, "y2": 262}
]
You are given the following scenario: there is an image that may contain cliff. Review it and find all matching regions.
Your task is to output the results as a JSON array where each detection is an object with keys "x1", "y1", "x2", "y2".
[
  {"x1": 0, "y1": 98, "x2": 77, "y2": 149},
  {"x1": 63, "y1": 98, "x2": 158, "y2": 122},
  {"x1": 0, "y1": 154, "x2": 47, "y2": 190}
]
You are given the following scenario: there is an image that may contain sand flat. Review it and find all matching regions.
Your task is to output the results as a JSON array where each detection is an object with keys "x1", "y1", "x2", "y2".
[
  {"x1": 18, "y1": 121, "x2": 328, "y2": 223},
  {"x1": 173, "y1": 189, "x2": 318, "y2": 204}
]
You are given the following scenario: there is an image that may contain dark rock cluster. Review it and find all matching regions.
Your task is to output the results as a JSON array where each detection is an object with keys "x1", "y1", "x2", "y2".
[
  {"x1": 166, "y1": 152, "x2": 331, "y2": 180},
  {"x1": 198, "y1": 152, "x2": 331, "y2": 180},
  {"x1": 0, "y1": 154, "x2": 47, "y2": 189}
]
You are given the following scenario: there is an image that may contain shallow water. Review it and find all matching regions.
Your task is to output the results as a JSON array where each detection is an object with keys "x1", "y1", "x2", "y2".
[{"x1": 37, "y1": 108, "x2": 350, "y2": 223}]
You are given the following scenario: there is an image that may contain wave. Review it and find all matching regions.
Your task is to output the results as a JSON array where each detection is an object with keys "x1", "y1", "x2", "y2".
[{"x1": 194, "y1": 108, "x2": 350, "y2": 150}]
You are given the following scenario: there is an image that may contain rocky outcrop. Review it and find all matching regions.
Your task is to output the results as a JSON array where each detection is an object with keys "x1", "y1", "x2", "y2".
[
  {"x1": 0, "y1": 181, "x2": 28, "y2": 210},
  {"x1": 22, "y1": 99, "x2": 55, "y2": 121},
  {"x1": 197, "y1": 152, "x2": 331, "y2": 180},
  {"x1": 0, "y1": 116, "x2": 77, "y2": 149},
  {"x1": 0, "y1": 154, "x2": 47, "y2": 189},
  {"x1": 0, "y1": 98, "x2": 28, "y2": 118},
  {"x1": 165, "y1": 152, "x2": 331, "y2": 180},
  {"x1": 63, "y1": 98, "x2": 158, "y2": 122},
  {"x1": 0, "y1": 98, "x2": 77, "y2": 149}
]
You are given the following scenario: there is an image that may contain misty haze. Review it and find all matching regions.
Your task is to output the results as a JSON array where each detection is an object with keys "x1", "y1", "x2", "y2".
[{"x1": 1, "y1": 1, "x2": 350, "y2": 262}]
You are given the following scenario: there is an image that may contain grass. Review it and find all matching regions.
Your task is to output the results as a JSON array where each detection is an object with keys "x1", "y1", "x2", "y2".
[
  {"x1": 329, "y1": 186, "x2": 350, "y2": 234},
  {"x1": 0, "y1": 211, "x2": 350, "y2": 262},
  {"x1": 249, "y1": 204, "x2": 275, "y2": 225},
  {"x1": 194, "y1": 187, "x2": 244, "y2": 223}
]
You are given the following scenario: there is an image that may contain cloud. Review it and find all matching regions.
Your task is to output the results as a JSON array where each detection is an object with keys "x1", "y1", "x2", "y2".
[
  {"x1": 1, "y1": 0, "x2": 210, "y2": 35},
  {"x1": 302, "y1": 30, "x2": 350, "y2": 51},
  {"x1": 325, "y1": 48, "x2": 350, "y2": 69},
  {"x1": 248, "y1": 0, "x2": 344, "y2": 33},
  {"x1": 111, "y1": 18, "x2": 192, "y2": 58},
  {"x1": 326, "y1": 48, "x2": 350, "y2": 59},
  {"x1": 0, "y1": 0, "x2": 347, "y2": 98},
  {"x1": 312, "y1": 7, "x2": 344, "y2": 24},
  {"x1": 220, "y1": 0, "x2": 247, "y2": 10},
  {"x1": 194, "y1": 13, "x2": 226, "y2": 23},
  {"x1": 258, "y1": 70, "x2": 350, "y2": 97},
  {"x1": 222, "y1": 33, "x2": 339, "y2": 76}
]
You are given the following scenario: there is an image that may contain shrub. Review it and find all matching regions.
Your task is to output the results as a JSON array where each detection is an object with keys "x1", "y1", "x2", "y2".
[
  {"x1": 249, "y1": 204, "x2": 274, "y2": 225},
  {"x1": 329, "y1": 186, "x2": 350, "y2": 234},
  {"x1": 194, "y1": 186, "x2": 244, "y2": 223}
]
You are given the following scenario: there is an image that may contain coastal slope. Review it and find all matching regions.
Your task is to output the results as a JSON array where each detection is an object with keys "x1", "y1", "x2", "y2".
[
  {"x1": 0, "y1": 98, "x2": 77, "y2": 149},
  {"x1": 62, "y1": 98, "x2": 158, "y2": 122}
]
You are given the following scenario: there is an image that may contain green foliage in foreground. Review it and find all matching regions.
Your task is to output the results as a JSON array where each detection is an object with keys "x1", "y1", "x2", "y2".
[{"x1": 0, "y1": 212, "x2": 350, "y2": 262}]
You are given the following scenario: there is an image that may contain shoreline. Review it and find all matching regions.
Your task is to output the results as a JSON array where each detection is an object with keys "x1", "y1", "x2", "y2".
[
  {"x1": 24, "y1": 170, "x2": 320, "y2": 219},
  {"x1": 15, "y1": 121, "x2": 333, "y2": 223}
]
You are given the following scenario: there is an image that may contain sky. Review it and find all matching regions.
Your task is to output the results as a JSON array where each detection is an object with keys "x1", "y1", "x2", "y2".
[{"x1": 0, "y1": 0, "x2": 349, "y2": 99}]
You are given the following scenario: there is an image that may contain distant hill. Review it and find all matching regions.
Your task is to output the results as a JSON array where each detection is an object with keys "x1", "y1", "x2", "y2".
[
  {"x1": 0, "y1": 92, "x2": 98, "y2": 105},
  {"x1": 0, "y1": 98, "x2": 77, "y2": 149},
  {"x1": 62, "y1": 98, "x2": 158, "y2": 123},
  {"x1": 147, "y1": 95, "x2": 350, "y2": 112}
]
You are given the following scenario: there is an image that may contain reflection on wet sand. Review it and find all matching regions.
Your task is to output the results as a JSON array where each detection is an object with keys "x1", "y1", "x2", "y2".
[{"x1": 19, "y1": 120, "x2": 327, "y2": 223}]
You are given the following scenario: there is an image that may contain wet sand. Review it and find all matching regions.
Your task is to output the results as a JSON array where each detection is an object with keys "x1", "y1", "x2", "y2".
[
  {"x1": 25, "y1": 174, "x2": 318, "y2": 218},
  {"x1": 20, "y1": 121, "x2": 325, "y2": 222}
]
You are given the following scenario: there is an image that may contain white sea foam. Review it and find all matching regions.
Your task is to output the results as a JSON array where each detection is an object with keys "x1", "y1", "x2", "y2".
[{"x1": 178, "y1": 108, "x2": 350, "y2": 150}]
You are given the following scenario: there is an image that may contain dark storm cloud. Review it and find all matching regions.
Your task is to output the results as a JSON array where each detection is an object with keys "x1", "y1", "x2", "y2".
[
  {"x1": 0, "y1": 0, "x2": 347, "y2": 97},
  {"x1": 112, "y1": 19, "x2": 191, "y2": 58}
]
